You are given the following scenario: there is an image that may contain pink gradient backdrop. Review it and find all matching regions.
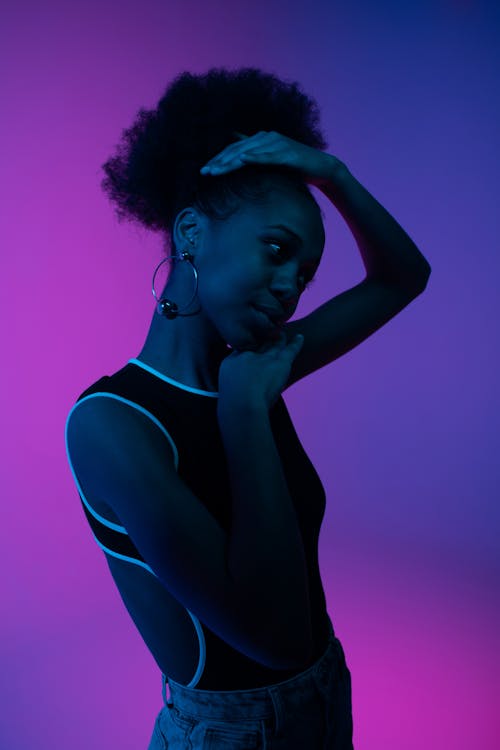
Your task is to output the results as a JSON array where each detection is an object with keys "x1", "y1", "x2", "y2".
[{"x1": 1, "y1": 0, "x2": 498, "y2": 747}]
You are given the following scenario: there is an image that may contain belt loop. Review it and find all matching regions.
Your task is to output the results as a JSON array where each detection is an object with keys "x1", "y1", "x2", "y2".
[
  {"x1": 162, "y1": 673, "x2": 173, "y2": 707},
  {"x1": 267, "y1": 687, "x2": 283, "y2": 737}
]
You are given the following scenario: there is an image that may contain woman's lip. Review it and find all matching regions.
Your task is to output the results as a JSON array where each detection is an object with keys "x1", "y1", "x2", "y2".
[
  {"x1": 253, "y1": 306, "x2": 285, "y2": 327},
  {"x1": 253, "y1": 306, "x2": 282, "y2": 329}
]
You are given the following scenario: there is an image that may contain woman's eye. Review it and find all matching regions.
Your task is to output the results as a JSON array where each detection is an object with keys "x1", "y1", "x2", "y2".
[
  {"x1": 266, "y1": 241, "x2": 316, "y2": 290},
  {"x1": 267, "y1": 241, "x2": 286, "y2": 257}
]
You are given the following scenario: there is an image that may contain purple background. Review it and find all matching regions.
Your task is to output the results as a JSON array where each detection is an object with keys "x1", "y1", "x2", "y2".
[{"x1": 1, "y1": 0, "x2": 499, "y2": 747}]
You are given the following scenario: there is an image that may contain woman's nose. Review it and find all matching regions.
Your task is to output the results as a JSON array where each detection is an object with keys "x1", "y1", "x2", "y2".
[{"x1": 270, "y1": 275, "x2": 300, "y2": 311}]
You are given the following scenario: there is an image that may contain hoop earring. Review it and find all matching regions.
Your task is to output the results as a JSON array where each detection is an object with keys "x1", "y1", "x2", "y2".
[{"x1": 152, "y1": 243, "x2": 199, "y2": 319}]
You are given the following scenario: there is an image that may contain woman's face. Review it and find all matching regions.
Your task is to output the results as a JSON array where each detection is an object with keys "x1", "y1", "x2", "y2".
[{"x1": 195, "y1": 179, "x2": 326, "y2": 351}]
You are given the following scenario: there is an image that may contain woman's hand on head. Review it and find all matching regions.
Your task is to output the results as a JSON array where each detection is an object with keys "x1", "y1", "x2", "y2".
[{"x1": 200, "y1": 130, "x2": 339, "y2": 189}]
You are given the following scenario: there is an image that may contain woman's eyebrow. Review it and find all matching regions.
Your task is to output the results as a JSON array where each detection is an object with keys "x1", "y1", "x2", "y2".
[
  {"x1": 265, "y1": 224, "x2": 320, "y2": 271},
  {"x1": 265, "y1": 224, "x2": 303, "y2": 246}
]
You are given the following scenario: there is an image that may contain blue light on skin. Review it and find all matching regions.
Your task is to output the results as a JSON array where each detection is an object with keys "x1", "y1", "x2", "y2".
[{"x1": 136, "y1": 174, "x2": 325, "y2": 392}]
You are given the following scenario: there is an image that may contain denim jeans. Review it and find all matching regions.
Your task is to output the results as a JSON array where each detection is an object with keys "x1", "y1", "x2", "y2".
[{"x1": 147, "y1": 616, "x2": 353, "y2": 749}]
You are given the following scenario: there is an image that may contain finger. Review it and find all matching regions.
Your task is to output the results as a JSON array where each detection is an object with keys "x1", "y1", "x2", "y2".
[
  {"x1": 252, "y1": 332, "x2": 285, "y2": 355},
  {"x1": 273, "y1": 331, "x2": 289, "y2": 348},
  {"x1": 202, "y1": 132, "x2": 270, "y2": 166},
  {"x1": 200, "y1": 159, "x2": 246, "y2": 175},
  {"x1": 252, "y1": 338, "x2": 277, "y2": 354},
  {"x1": 288, "y1": 333, "x2": 304, "y2": 349},
  {"x1": 286, "y1": 334, "x2": 304, "y2": 358},
  {"x1": 267, "y1": 332, "x2": 291, "y2": 353},
  {"x1": 240, "y1": 149, "x2": 285, "y2": 164}
]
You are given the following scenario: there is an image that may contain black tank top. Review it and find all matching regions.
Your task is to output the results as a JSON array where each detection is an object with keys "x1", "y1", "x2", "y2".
[{"x1": 65, "y1": 357, "x2": 331, "y2": 687}]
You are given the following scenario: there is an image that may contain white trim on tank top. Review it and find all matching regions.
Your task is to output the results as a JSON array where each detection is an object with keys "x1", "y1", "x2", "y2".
[
  {"x1": 128, "y1": 358, "x2": 219, "y2": 397},
  {"x1": 65, "y1": 392, "x2": 180, "y2": 531},
  {"x1": 65, "y1": 390, "x2": 207, "y2": 687}
]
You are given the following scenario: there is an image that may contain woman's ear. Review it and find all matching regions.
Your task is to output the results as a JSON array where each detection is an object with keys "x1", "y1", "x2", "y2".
[{"x1": 173, "y1": 208, "x2": 201, "y2": 250}]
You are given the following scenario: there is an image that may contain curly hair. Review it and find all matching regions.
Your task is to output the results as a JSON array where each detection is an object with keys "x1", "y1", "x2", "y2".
[{"x1": 100, "y1": 66, "x2": 328, "y2": 255}]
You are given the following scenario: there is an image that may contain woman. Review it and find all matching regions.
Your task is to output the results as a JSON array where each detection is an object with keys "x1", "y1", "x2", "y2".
[{"x1": 65, "y1": 67, "x2": 431, "y2": 749}]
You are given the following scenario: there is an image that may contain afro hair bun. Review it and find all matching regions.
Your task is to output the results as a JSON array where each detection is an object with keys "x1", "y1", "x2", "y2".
[{"x1": 100, "y1": 66, "x2": 328, "y2": 249}]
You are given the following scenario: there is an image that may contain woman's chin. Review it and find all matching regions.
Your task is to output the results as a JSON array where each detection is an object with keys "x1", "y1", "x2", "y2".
[{"x1": 223, "y1": 319, "x2": 279, "y2": 352}]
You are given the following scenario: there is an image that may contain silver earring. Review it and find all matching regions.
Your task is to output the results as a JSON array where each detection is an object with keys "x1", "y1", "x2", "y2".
[{"x1": 152, "y1": 240, "x2": 199, "y2": 319}]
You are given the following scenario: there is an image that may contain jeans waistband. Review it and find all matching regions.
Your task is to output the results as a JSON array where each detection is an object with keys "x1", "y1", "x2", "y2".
[{"x1": 161, "y1": 616, "x2": 341, "y2": 722}]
